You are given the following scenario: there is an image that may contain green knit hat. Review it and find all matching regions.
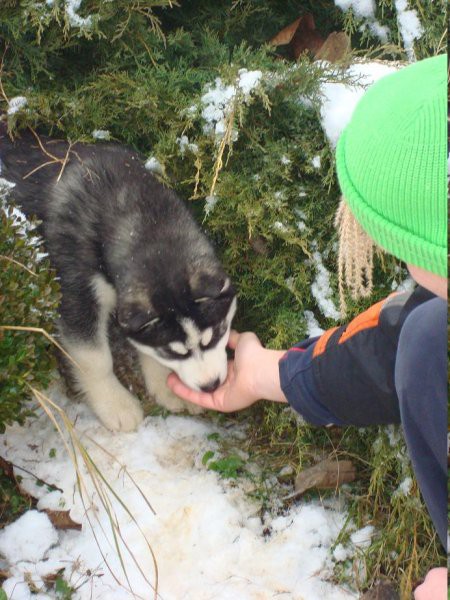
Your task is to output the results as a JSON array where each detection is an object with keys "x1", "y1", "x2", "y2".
[{"x1": 336, "y1": 54, "x2": 447, "y2": 277}]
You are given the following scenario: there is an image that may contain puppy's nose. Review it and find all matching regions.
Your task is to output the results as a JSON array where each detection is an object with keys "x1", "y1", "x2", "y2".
[{"x1": 200, "y1": 378, "x2": 220, "y2": 393}]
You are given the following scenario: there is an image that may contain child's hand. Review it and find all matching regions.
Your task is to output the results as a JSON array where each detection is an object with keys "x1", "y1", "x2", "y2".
[
  {"x1": 414, "y1": 568, "x2": 447, "y2": 600},
  {"x1": 167, "y1": 330, "x2": 287, "y2": 412}
]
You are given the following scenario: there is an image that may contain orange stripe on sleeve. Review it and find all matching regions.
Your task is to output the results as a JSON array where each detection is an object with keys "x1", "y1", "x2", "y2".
[
  {"x1": 312, "y1": 326, "x2": 339, "y2": 358},
  {"x1": 338, "y1": 298, "x2": 386, "y2": 345}
]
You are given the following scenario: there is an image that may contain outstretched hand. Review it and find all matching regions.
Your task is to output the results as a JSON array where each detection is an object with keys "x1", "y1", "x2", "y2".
[{"x1": 167, "y1": 330, "x2": 287, "y2": 412}]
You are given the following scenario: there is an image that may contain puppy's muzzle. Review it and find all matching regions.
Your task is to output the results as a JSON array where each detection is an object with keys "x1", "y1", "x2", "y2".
[{"x1": 200, "y1": 377, "x2": 221, "y2": 393}]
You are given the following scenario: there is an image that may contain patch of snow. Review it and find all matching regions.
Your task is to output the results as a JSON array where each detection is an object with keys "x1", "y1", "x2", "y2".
[
  {"x1": 350, "y1": 525, "x2": 374, "y2": 549},
  {"x1": 391, "y1": 275, "x2": 416, "y2": 292},
  {"x1": 386, "y1": 424, "x2": 402, "y2": 447},
  {"x1": 0, "y1": 177, "x2": 16, "y2": 199},
  {"x1": 311, "y1": 155, "x2": 321, "y2": 169},
  {"x1": 177, "y1": 135, "x2": 199, "y2": 155},
  {"x1": 278, "y1": 465, "x2": 294, "y2": 477},
  {"x1": 334, "y1": 0, "x2": 375, "y2": 18},
  {"x1": 394, "y1": 476, "x2": 413, "y2": 497},
  {"x1": 333, "y1": 543, "x2": 353, "y2": 562},
  {"x1": 319, "y1": 62, "x2": 398, "y2": 146},
  {"x1": 201, "y1": 78, "x2": 236, "y2": 138},
  {"x1": 92, "y1": 129, "x2": 111, "y2": 140},
  {"x1": 7, "y1": 96, "x2": 27, "y2": 115},
  {"x1": 273, "y1": 220, "x2": 288, "y2": 233},
  {"x1": 3, "y1": 576, "x2": 48, "y2": 600},
  {"x1": 285, "y1": 276, "x2": 295, "y2": 292},
  {"x1": 304, "y1": 310, "x2": 325, "y2": 337},
  {"x1": 201, "y1": 69, "x2": 262, "y2": 140},
  {"x1": 237, "y1": 68, "x2": 262, "y2": 96},
  {"x1": 65, "y1": 0, "x2": 93, "y2": 28},
  {"x1": 144, "y1": 156, "x2": 163, "y2": 175},
  {"x1": 310, "y1": 249, "x2": 340, "y2": 321},
  {"x1": 395, "y1": 0, "x2": 424, "y2": 60},
  {"x1": 334, "y1": 0, "x2": 389, "y2": 42},
  {"x1": 204, "y1": 194, "x2": 219, "y2": 216},
  {"x1": 0, "y1": 511, "x2": 58, "y2": 564},
  {"x1": 0, "y1": 390, "x2": 355, "y2": 599},
  {"x1": 368, "y1": 21, "x2": 390, "y2": 42}
]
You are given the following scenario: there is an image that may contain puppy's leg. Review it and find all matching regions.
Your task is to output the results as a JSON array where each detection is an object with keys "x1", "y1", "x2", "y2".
[
  {"x1": 62, "y1": 276, "x2": 144, "y2": 432},
  {"x1": 138, "y1": 353, "x2": 204, "y2": 415}
]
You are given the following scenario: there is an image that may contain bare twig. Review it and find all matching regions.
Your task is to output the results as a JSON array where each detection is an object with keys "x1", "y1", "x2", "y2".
[
  {"x1": 6, "y1": 460, "x2": 63, "y2": 493},
  {"x1": 56, "y1": 141, "x2": 75, "y2": 182},
  {"x1": 0, "y1": 325, "x2": 82, "y2": 372},
  {"x1": 0, "y1": 255, "x2": 37, "y2": 276},
  {"x1": 0, "y1": 43, "x2": 10, "y2": 105},
  {"x1": 23, "y1": 159, "x2": 60, "y2": 180},
  {"x1": 31, "y1": 388, "x2": 161, "y2": 599},
  {"x1": 28, "y1": 127, "x2": 62, "y2": 163}
]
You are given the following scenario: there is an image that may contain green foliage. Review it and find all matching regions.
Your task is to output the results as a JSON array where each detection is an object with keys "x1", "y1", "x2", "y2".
[
  {"x1": 0, "y1": 195, "x2": 60, "y2": 431},
  {"x1": 201, "y1": 450, "x2": 215, "y2": 466},
  {"x1": 0, "y1": 0, "x2": 445, "y2": 595},
  {"x1": 203, "y1": 451, "x2": 247, "y2": 479},
  {"x1": 334, "y1": 425, "x2": 444, "y2": 596},
  {"x1": 252, "y1": 407, "x2": 445, "y2": 597},
  {"x1": 0, "y1": 468, "x2": 33, "y2": 522},
  {"x1": 55, "y1": 575, "x2": 74, "y2": 600}
]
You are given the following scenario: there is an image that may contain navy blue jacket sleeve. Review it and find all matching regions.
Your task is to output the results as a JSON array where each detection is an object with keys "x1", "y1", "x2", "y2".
[
  {"x1": 279, "y1": 286, "x2": 435, "y2": 427},
  {"x1": 279, "y1": 337, "x2": 347, "y2": 426}
]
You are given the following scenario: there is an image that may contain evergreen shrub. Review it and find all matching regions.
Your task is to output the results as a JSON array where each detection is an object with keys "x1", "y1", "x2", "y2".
[
  {"x1": 0, "y1": 0, "x2": 445, "y2": 594},
  {"x1": 0, "y1": 183, "x2": 60, "y2": 431}
]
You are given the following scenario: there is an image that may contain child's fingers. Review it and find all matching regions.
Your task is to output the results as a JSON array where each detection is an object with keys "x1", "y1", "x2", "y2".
[
  {"x1": 227, "y1": 329, "x2": 240, "y2": 350},
  {"x1": 167, "y1": 373, "x2": 217, "y2": 409}
]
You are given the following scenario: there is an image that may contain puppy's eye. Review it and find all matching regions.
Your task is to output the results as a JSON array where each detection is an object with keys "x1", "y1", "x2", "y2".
[{"x1": 137, "y1": 316, "x2": 160, "y2": 331}]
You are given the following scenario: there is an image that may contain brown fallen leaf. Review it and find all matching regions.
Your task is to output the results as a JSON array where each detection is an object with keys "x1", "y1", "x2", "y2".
[
  {"x1": 0, "y1": 455, "x2": 15, "y2": 480},
  {"x1": 269, "y1": 14, "x2": 325, "y2": 60},
  {"x1": 315, "y1": 31, "x2": 351, "y2": 64},
  {"x1": 269, "y1": 16, "x2": 302, "y2": 46},
  {"x1": 269, "y1": 14, "x2": 351, "y2": 64},
  {"x1": 44, "y1": 509, "x2": 82, "y2": 531},
  {"x1": 291, "y1": 14, "x2": 325, "y2": 60},
  {"x1": 285, "y1": 458, "x2": 356, "y2": 500}
]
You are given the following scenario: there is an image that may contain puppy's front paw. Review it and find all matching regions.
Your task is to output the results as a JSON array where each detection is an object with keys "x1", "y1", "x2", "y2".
[
  {"x1": 89, "y1": 382, "x2": 144, "y2": 432},
  {"x1": 154, "y1": 385, "x2": 204, "y2": 415}
]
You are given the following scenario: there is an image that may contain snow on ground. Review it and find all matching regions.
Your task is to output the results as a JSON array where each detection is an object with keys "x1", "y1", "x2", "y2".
[{"x1": 0, "y1": 388, "x2": 356, "y2": 600}]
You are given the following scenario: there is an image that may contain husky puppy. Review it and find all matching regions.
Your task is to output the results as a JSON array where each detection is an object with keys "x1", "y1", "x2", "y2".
[{"x1": 1, "y1": 126, "x2": 236, "y2": 431}]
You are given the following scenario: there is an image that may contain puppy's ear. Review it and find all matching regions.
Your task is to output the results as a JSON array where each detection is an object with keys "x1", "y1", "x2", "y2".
[
  {"x1": 117, "y1": 302, "x2": 158, "y2": 333},
  {"x1": 190, "y1": 271, "x2": 233, "y2": 300}
]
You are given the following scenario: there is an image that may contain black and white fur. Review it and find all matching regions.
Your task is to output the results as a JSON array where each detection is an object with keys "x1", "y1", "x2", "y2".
[{"x1": 1, "y1": 126, "x2": 236, "y2": 431}]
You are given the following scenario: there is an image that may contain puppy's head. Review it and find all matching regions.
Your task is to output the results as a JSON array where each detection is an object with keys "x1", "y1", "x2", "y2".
[{"x1": 117, "y1": 270, "x2": 236, "y2": 392}]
